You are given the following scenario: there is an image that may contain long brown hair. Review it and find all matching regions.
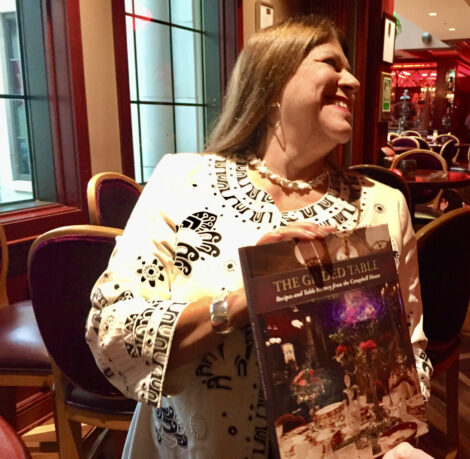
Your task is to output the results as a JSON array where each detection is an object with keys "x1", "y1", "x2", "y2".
[{"x1": 205, "y1": 15, "x2": 346, "y2": 156}]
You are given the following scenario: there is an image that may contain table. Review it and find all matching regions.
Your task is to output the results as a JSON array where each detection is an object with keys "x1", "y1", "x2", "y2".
[
  {"x1": 392, "y1": 169, "x2": 470, "y2": 190},
  {"x1": 428, "y1": 142, "x2": 470, "y2": 153}
]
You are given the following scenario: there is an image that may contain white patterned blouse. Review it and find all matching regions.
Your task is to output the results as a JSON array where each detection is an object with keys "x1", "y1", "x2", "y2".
[{"x1": 86, "y1": 152, "x2": 432, "y2": 458}]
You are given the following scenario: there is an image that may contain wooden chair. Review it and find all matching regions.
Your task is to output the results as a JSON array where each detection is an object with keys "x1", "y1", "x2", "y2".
[
  {"x1": 391, "y1": 149, "x2": 448, "y2": 171},
  {"x1": 391, "y1": 136, "x2": 420, "y2": 152},
  {"x1": 87, "y1": 172, "x2": 143, "y2": 229},
  {"x1": 415, "y1": 137, "x2": 430, "y2": 150},
  {"x1": 28, "y1": 225, "x2": 136, "y2": 458},
  {"x1": 401, "y1": 130, "x2": 422, "y2": 137},
  {"x1": 439, "y1": 140, "x2": 468, "y2": 173},
  {"x1": 416, "y1": 207, "x2": 470, "y2": 450},
  {"x1": 391, "y1": 149, "x2": 448, "y2": 223},
  {"x1": 349, "y1": 164, "x2": 414, "y2": 216},
  {"x1": 0, "y1": 224, "x2": 53, "y2": 431},
  {"x1": 435, "y1": 133, "x2": 459, "y2": 145},
  {"x1": 387, "y1": 132, "x2": 400, "y2": 142}
]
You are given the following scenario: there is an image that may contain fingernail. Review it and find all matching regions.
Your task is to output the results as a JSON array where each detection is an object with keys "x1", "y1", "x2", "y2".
[{"x1": 303, "y1": 230, "x2": 317, "y2": 238}]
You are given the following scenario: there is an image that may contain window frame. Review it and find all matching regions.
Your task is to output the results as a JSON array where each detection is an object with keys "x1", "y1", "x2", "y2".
[
  {"x1": 0, "y1": 0, "x2": 91, "y2": 243},
  {"x1": 111, "y1": 0, "x2": 242, "y2": 180}
]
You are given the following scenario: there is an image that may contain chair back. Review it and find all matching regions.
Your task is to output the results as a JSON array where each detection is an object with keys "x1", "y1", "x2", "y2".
[
  {"x1": 391, "y1": 149, "x2": 448, "y2": 206},
  {"x1": 390, "y1": 149, "x2": 448, "y2": 171},
  {"x1": 401, "y1": 130, "x2": 422, "y2": 137},
  {"x1": 0, "y1": 225, "x2": 8, "y2": 308},
  {"x1": 439, "y1": 139, "x2": 459, "y2": 168},
  {"x1": 416, "y1": 207, "x2": 470, "y2": 342},
  {"x1": 391, "y1": 136, "x2": 420, "y2": 150},
  {"x1": 28, "y1": 225, "x2": 123, "y2": 396},
  {"x1": 415, "y1": 137, "x2": 430, "y2": 150},
  {"x1": 87, "y1": 172, "x2": 143, "y2": 229},
  {"x1": 349, "y1": 164, "x2": 414, "y2": 216},
  {"x1": 387, "y1": 132, "x2": 399, "y2": 142},
  {"x1": 435, "y1": 133, "x2": 459, "y2": 145}
]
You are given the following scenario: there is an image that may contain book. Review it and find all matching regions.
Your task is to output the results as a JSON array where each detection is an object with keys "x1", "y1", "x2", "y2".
[{"x1": 239, "y1": 225, "x2": 427, "y2": 459}]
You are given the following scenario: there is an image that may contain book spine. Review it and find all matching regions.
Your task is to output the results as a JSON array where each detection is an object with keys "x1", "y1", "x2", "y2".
[{"x1": 239, "y1": 248, "x2": 281, "y2": 459}]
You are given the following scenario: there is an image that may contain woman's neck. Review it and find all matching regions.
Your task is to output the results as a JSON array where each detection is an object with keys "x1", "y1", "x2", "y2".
[{"x1": 258, "y1": 133, "x2": 331, "y2": 182}]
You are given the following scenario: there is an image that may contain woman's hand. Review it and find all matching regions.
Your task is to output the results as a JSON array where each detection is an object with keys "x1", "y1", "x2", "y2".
[
  {"x1": 383, "y1": 443, "x2": 434, "y2": 459},
  {"x1": 256, "y1": 222, "x2": 335, "y2": 245}
]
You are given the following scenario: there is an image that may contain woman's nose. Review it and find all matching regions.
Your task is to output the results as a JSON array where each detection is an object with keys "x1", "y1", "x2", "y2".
[{"x1": 340, "y1": 70, "x2": 360, "y2": 95}]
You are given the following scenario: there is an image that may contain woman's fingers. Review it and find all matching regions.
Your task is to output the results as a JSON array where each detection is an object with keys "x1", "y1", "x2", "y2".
[
  {"x1": 256, "y1": 223, "x2": 335, "y2": 245},
  {"x1": 383, "y1": 443, "x2": 434, "y2": 459}
]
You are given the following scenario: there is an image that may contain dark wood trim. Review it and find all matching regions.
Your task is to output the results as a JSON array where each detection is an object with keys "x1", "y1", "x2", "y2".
[
  {"x1": 111, "y1": 2, "x2": 135, "y2": 179},
  {"x1": 351, "y1": 0, "x2": 368, "y2": 166},
  {"x1": 219, "y1": 0, "x2": 240, "y2": 96},
  {"x1": 50, "y1": 0, "x2": 92, "y2": 209},
  {"x1": 237, "y1": 0, "x2": 244, "y2": 52},
  {"x1": 16, "y1": 390, "x2": 53, "y2": 435},
  {"x1": 1, "y1": 0, "x2": 90, "y2": 243}
]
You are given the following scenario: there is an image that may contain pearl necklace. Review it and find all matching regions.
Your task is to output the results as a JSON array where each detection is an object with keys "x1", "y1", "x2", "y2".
[{"x1": 248, "y1": 156, "x2": 329, "y2": 191}]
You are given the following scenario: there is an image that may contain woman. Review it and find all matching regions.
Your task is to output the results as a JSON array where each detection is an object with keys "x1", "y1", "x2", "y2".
[{"x1": 86, "y1": 15, "x2": 432, "y2": 458}]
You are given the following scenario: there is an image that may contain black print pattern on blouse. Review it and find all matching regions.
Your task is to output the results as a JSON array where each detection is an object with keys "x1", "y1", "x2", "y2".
[
  {"x1": 195, "y1": 327, "x2": 256, "y2": 391},
  {"x1": 214, "y1": 157, "x2": 275, "y2": 225},
  {"x1": 195, "y1": 343, "x2": 232, "y2": 390},
  {"x1": 280, "y1": 173, "x2": 361, "y2": 227},
  {"x1": 143, "y1": 302, "x2": 185, "y2": 405},
  {"x1": 123, "y1": 307, "x2": 154, "y2": 358},
  {"x1": 115, "y1": 290, "x2": 134, "y2": 302},
  {"x1": 213, "y1": 155, "x2": 362, "y2": 229},
  {"x1": 235, "y1": 325, "x2": 254, "y2": 377},
  {"x1": 154, "y1": 405, "x2": 188, "y2": 449},
  {"x1": 252, "y1": 387, "x2": 268, "y2": 457},
  {"x1": 174, "y1": 211, "x2": 222, "y2": 276},
  {"x1": 89, "y1": 287, "x2": 108, "y2": 334},
  {"x1": 136, "y1": 256, "x2": 165, "y2": 287}
]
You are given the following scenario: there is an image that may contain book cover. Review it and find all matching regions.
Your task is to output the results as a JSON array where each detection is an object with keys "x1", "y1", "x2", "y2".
[{"x1": 239, "y1": 225, "x2": 427, "y2": 458}]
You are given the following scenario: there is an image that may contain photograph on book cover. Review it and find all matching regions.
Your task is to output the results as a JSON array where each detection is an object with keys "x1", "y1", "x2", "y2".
[{"x1": 239, "y1": 225, "x2": 427, "y2": 458}]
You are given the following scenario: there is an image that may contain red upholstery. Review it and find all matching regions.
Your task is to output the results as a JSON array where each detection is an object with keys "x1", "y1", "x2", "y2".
[
  {"x1": 28, "y1": 225, "x2": 136, "y2": 416},
  {"x1": 416, "y1": 207, "x2": 470, "y2": 449},
  {"x1": 0, "y1": 416, "x2": 31, "y2": 459},
  {"x1": 415, "y1": 137, "x2": 430, "y2": 150},
  {"x1": 439, "y1": 140, "x2": 459, "y2": 169},
  {"x1": 417, "y1": 208, "x2": 470, "y2": 342},
  {"x1": 96, "y1": 180, "x2": 141, "y2": 229},
  {"x1": 28, "y1": 225, "x2": 135, "y2": 459},
  {"x1": 391, "y1": 150, "x2": 447, "y2": 206},
  {"x1": 391, "y1": 136, "x2": 419, "y2": 149},
  {"x1": 0, "y1": 301, "x2": 50, "y2": 375},
  {"x1": 29, "y1": 232, "x2": 122, "y2": 396}
]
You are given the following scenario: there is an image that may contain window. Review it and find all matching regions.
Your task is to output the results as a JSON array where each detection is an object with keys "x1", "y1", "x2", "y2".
[
  {"x1": 0, "y1": 0, "x2": 91, "y2": 246},
  {"x1": 124, "y1": 0, "x2": 221, "y2": 182},
  {"x1": 0, "y1": 1, "x2": 56, "y2": 210}
]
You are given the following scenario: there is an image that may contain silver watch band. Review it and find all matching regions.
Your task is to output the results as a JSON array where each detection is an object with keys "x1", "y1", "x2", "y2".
[{"x1": 209, "y1": 291, "x2": 234, "y2": 335}]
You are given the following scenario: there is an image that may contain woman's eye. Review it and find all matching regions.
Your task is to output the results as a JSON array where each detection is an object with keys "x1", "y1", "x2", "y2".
[{"x1": 323, "y1": 58, "x2": 338, "y2": 70}]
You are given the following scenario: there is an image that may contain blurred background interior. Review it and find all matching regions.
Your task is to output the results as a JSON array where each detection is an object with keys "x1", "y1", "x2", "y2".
[{"x1": 1, "y1": 0, "x2": 470, "y2": 458}]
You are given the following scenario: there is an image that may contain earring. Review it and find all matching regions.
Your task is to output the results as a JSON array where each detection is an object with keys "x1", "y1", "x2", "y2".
[{"x1": 267, "y1": 102, "x2": 281, "y2": 129}]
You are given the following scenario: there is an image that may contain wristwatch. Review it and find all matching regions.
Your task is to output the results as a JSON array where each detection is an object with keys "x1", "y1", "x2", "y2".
[{"x1": 209, "y1": 291, "x2": 234, "y2": 335}]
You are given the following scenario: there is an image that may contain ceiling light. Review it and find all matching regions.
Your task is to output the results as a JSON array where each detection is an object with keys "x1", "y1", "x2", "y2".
[
  {"x1": 449, "y1": 27, "x2": 456, "y2": 31},
  {"x1": 428, "y1": 12, "x2": 437, "y2": 16}
]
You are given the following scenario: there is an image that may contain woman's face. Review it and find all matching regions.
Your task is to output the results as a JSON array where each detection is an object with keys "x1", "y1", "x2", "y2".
[{"x1": 278, "y1": 38, "x2": 360, "y2": 151}]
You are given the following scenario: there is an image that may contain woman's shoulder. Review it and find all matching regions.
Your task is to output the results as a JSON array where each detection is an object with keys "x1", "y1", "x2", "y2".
[
  {"x1": 345, "y1": 169, "x2": 402, "y2": 195},
  {"x1": 152, "y1": 152, "x2": 239, "y2": 173},
  {"x1": 155, "y1": 152, "x2": 215, "y2": 168},
  {"x1": 145, "y1": 152, "x2": 219, "y2": 183}
]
